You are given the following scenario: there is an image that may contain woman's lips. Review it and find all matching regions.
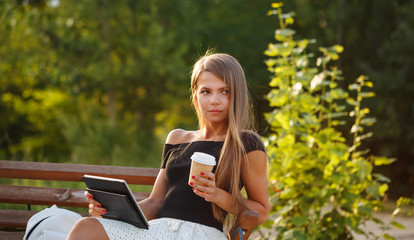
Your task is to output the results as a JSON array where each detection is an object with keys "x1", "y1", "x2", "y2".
[{"x1": 209, "y1": 110, "x2": 222, "y2": 114}]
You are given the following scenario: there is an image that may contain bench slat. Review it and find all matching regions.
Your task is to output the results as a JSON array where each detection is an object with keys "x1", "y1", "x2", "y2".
[
  {"x1": 0, "y1": 209, "x2": 38, "y2": 228},
  {"x1": 0, "y1": 185, "x2": 151, "y2": 207},
  {"x1": 0, "y1": 160, "x2": 159, "y2": 185},
  {"x1": 0, "y1": 209, "x2": 89, "y2": 229},
  {"x1": 0, "y1": 231, "x2": 25, "y2": 240}
]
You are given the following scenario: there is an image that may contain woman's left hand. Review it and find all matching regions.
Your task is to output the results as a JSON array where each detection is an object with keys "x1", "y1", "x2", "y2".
[{"x1": 191, "y1": 172, "x2": 218, "y2": 202}]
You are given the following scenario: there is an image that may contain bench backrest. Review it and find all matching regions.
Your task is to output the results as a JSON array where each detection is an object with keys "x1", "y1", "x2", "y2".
[{"x1": 0, "y1": 160, "x2": 159, "y2": 236}]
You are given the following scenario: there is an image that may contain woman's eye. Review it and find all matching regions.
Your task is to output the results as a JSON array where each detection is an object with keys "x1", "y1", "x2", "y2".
[
  {"x1": 222, "y1": 90, "x2": 229, "y2": 94},
  {"x1": 201, "y1": 90, "x2": 210, "y2": 94}
]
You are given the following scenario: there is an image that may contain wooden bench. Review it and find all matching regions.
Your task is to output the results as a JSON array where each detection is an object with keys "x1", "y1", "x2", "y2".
[{"x1": 0, "y1": 160, "x2": 257, "y2": 240}]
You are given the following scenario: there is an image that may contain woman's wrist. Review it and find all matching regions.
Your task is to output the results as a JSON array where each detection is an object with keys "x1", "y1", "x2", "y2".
[{"x1": 211, "y1": 187, "x2": 236, "y2": 214}]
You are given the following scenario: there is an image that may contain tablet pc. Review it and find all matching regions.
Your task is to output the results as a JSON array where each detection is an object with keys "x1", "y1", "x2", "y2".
[{"x1": 82, "y1": 174, "x2": 149, "y2": 229}]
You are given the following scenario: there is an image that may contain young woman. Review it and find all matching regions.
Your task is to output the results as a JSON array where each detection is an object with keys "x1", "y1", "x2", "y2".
[{"x1": 66, "y1": 53, "x2": 269, "y2": 240}]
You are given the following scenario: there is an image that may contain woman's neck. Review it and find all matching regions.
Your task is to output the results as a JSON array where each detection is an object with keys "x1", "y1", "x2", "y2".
[{"x1": 199, "y1": 126, "x2": 228, "y2": 141}]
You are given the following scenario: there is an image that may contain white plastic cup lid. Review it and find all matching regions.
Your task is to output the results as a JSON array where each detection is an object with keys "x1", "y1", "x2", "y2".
[{"x1": 191, "y1": 152, "x2": 216, "y2": 165}]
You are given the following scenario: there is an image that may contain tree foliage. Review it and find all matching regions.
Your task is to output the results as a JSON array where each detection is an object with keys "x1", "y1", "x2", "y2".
[
  {"x1": 261, "y1": 3, "x2": 405, "y2": 239},
  {"x1": 0, "y1": 0, "x2": 189, "y2": 165},
  {"x1": 0, "y1": 0, "x2": 276, "y2": 166},
  {"x1": 276, "y1": 0, "x2": 414, "y2": 199},
  {"x1": 0, "y1": 0, "x2": 413, "y2": 198}
]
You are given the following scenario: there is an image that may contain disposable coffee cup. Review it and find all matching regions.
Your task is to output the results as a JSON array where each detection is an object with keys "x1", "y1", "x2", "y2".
[{"x1": 188, "y1": 152, "x2": 216, "y2": 187}]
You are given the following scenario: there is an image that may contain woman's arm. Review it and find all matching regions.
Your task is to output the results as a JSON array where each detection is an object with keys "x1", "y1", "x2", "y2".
[
  {"x1": 139, "y1": 129, "x2": 182, "y2": 220},
  {"x1": 239, "y1": 150, "x2": 270, "y2": 224},
  {"x1": 193, "y1": 150, "x2": 270, "y2": 224},
  {"x1": 84, "y1": 169, "x2": 168, "y2": 220},
  {"x1": 85, "y1": 130, "x2": 177, "y2": 220},
  {"x1": 138, "y1": 169, "x2": 168, "y2": 220}
]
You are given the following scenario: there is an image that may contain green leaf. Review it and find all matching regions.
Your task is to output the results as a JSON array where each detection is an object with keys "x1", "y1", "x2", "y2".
[
  {"x1": 351, "y1": 149, "x2": 370, "y2": 158},
  {"x1": 266, "y1": 10, "x2": 277, "y2": 16},
  {"x1": 396, "y1": 197, "x2": 412, "y2": 206},
  {"x1": 277, "y1": 204, "x2": 293, "y2": 215},
  {"x1": 310, "y1": 73, "x2": 325, "y2": 89},
  {"x1": 372, "y1": 217, "x2": 384, "y2": 225},
  {"x1": 275, "y1": 29, "x2": 296, "y2": 41},
  {"x1": 330, "y1": 88, "x2": 347, "y2": 99},
  {"x1": 350, "y1": 124, "x2": 363, "y2": 133},
  {"x1": 276, "y1": 28, "x2": 296, "y2": 37},
  {"x1": 349, "y1": 83, "x2": 360, "y2": 91},
  {"x1": 379, "y1": 184, "x2": 388, "y2": 196},
  {"x1": 332, "y1": 120, "x2": 346, "y2": 126},
  {"x1": 283, "y1": 177, "x2": 296, "y2": 187},
  {"x1": 367, "y1": 183, "x2": 380, "y2": 198},
  {"x1": 360, "y1": 91, "x2": 375, "y2": 98},
  {"x1": 328, "y1": 52, "x2": 339, "y2": 60},
  {"x1": 363, "y1": 81, "x2": 374, "y2": 87},
  {"x1": 329, "y1": 112, "x2": 348, "y2": 118},
  {"x1": 357, "y1": 203, "x2": 373, "y2": 215},
  {"x1": 346, "y1": 98, "x2": 358, "y2": 106},
  {"x1": 390, "y1": 221, "x2": 405, "y2": 229},
  {"x1": 356, "y1": 159, "x2": 372, "y2": 180},
  {"x1": 280, "y1": 188, "x2": 298, "y2": 199},
  {"x1": 275, "y1": 66, "x2": 296, "y2": 76},
  {"x1": 296, "y1": 55, "x2": 308, "y2": 67},
  {"x1": 283, "y1": 229, "x2": 307, "y2": 240},
  {"x1": 393, "y1": 208, "x2": 401, "y2": 216},
  {"x1": 276, "y1": 113, "x2": 291, "y2": 130},
  {"x1": 360, "y1": 117, "x2": 377, "y2": 126},
  {"x1": 265, "y1": 43, "x2": 293, "y2": 57},
  {"x1": 355, "y1": 132, "x2": 373, "y2": 142},
  {"x1": 291, "y1": 215, "x2": 308, "y2": 227},
  {"x1": 271, "y1": 2, "x2": 284, "y2": 8},
  {"x1": 297, "y1": 39, "x2": 309, "y2": 49},
  {"x1": 383, "y1": 233, "x2": 396, "y2": 240},
  {"x1": 373, "y1": 156, "x2": 396, "y2": 166},
  {"x1": 333, "y1": 44, "x2": 344, "y2": 53},
  {"x1": 280, "y1": 12, "x2": 295, "y2": 19},
  {"x1": 356, "y1": 75, "x2": 368, "y2": 83},
  {"x1": 265, "y1": 59, "x2": 277, "y2": 67},
  {"x1": 345, "y1": 216, "x2": 359, "y2": 230},
  {"x1": 267, "y1": 89, "x2": 289, "y2": 107},
  {"x1": 269, "y1": 76, "x2": 285, "y2": 87},
  {"x1": 373, "y1": 173, "x2": 391, "y2": 183},
  {"x1": 286, "y1": 17, "x2": 294, "y2": 25}
]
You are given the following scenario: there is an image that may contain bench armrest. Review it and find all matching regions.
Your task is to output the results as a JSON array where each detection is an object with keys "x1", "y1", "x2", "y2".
[{"x1": 230, "y1": 210, "x2": 259, "y2": 240}]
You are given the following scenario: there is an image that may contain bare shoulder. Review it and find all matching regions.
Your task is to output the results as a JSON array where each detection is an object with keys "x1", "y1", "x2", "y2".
[
  {"x1": 166, "y1": 129, "x2": 198, "y2": 145},
  {"x1": 243, "y1": 150, "x2": 268, "y2": 177},
  {"x1": 246, "y1": 150, "x2": 267, "y2": 161}
]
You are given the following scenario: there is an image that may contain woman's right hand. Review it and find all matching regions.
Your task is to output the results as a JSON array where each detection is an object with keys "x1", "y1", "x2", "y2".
[{"x1": 84, "y1": 191, "x2": 107, "y2": 217}]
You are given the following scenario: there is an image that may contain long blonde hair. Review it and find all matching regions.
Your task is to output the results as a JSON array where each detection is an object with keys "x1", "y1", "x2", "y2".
[{"x1": 191, "y1": 52, "x2": 254, "y2": 223}]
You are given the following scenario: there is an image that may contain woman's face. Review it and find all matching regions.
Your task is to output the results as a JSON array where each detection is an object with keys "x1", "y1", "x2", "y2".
[{"x1": 195, "y1": 71, "x2": 230, "y2": 126}]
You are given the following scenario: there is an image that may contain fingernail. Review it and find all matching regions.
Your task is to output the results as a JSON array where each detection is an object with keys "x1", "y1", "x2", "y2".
[
  {"x1": 97, "y1": 204, "x2": 101, "y2": 208},
  {"x1": 88, "y1": 195, "x2": 93, "y2": 199},
  {"x1": 189, "y1": 182, "x2": 194, "y2": 186},
  {"x1": 102, "y1": 209, "x2": 107, "y2": 214},
  {"x1": 200, "y1": 172, "x2": 204, "y2": 175},
  {"x1": 191, "y1": 175, "x2": 195, "y2": 179},
  {"x1": 193, "y1": 188, "x2": 196, "y2": 191}
]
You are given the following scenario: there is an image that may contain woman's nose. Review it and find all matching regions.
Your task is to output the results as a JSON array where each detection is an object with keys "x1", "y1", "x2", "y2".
[{"x1": 210, "y1": 93, "x2": 220, "y2": 104}]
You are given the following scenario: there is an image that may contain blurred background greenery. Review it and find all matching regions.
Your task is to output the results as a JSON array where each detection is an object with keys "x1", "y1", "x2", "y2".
[{"x1": 1, "y1": 0, "x2": 413, "y2": 200}]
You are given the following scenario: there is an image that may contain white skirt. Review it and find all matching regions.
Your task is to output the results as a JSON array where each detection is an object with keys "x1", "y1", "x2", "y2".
[{"x1": 97, "y1": 217, "x2": 228, "y2": 240}]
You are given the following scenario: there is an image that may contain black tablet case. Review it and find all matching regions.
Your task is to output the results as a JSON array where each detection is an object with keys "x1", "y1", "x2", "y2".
[{"x1": 82, "y1": 175, "x2": 149, "y2": 229}]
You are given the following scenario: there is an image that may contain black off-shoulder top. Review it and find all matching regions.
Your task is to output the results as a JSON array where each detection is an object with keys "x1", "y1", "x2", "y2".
[{"x1": 157, "y1": 132, "x2": 266, "y2": 232}]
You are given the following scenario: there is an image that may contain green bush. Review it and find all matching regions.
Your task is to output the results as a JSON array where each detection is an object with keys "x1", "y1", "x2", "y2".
[{"x1": 259, "y1": 3, "x2": 408, "y2": 240}]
